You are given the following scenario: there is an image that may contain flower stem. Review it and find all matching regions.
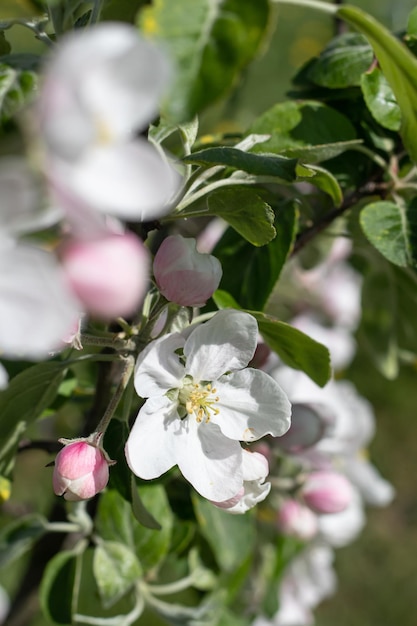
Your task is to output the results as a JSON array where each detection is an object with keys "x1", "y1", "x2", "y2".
[
  {"x1": 95, "y1": 355, "x2": 135, "y2": 435},
  {"x1": 271, "y1": 0, "x2": 338, "y2": 14}
]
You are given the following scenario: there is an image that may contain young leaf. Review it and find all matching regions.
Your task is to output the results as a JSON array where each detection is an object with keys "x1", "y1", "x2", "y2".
[
  {"x1": 338, "y1": 4, "x2": 417, "y2": 162},
  {"x1": 252, "y1": 312, "x2": 331, "y2": 387},
  {"x1": 296, "y1": 163, "x2": 343, "y2": 206},
  {"x1": 137, "y1": 0, "x2": 270, "y2": 121},
  {"x1": 361, "y1": 67, "x2": 401, "y2": 131},
  {"x1": 96, "y1": 486, "x2": 173, "y2": 572},
  {"x1": 360, "y1": 200, "x2": 417, "y2": 268},
  {"x1": 0, "y1": 63, "x2": 37, "y2": 122},
  {"x1": 93, "y1": 541, "x2": 142, "y2": 609},
  {"x1": 307, "y1": 32, "x2": 374, "y2": 88},
  {"x1": 0, "y1": 0, "x2": 42, "y2": 20},
  {"x1": 207, "y1": 187, "x2": 276, "y2": 246},
  {"x1": 185, "y1": 146, "x2": 297, "y2": 181}
]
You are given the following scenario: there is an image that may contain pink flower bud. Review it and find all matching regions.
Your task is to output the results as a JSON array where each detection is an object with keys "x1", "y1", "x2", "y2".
[
  {"x1": 277, "y1": 499, "x2": 318, "y2": 541},
  {"x1": 277, "y1": 403, "x2": 327, "y2": 453},
  {"x1": 153, "y1": 235, "x2": 222, "y2": 306},
  {"x1": 53, "y1": 440, "x2": 111, "y2": 501},
  {"x1": 301, "y1": 471, "x2": 353, "y2": 514},
  {"x1": 61, "y1": 232, "x2": 150, "y2": 319}
]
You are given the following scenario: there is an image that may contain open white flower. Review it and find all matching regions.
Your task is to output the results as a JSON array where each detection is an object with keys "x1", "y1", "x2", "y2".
[
  {"x1": 0, "y1": 158, "x2": 80, "y2": 360},
  {"x1": 38, "y1": 23, "x2": 181, "y2": 222},
  {"x1": 125, "y1": 310, "x2": 291, "y2": 502}
]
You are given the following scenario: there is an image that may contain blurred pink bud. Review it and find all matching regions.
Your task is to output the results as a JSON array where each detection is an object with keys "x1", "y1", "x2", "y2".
[
  {"x1": 301, "y1": 471, "x2": 353, "y2": 514},
  {"x1": 61, "y1": 232, "x2": 149, "y2": 319},
  {"x1": 53, "y1": 440, "x2": 112, "y2": 501},
  {"x1": 153, "y1": 235, "x2": 222, "y2": 306},
  {"x1": 277, "y1": 499, "x2": 319, "y2": 541},
  {"x1": 277, "y1": 403, "x2": 327, "y2": 453}
]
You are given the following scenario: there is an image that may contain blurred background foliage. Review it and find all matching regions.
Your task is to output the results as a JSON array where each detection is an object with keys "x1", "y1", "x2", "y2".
[{"x1": 1, "y1": 1, "x2": 417, "y2": 625}]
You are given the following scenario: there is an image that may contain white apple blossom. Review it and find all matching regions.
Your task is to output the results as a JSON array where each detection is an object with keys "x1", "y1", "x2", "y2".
[
  {"x1": 253, "y1": 544, "x2": 337, "y2": 626},
  {"x1": 271, "y1": 366, "x2": 394, "y2": 508},
  {"x1": 38, "y1": 23, "x2": 181, "y2": 222},
  {"x1": 0, "y1": 158, "x2": 80, "y2": 360},
  {"x1": 126, "y1": 310, "x2": 291, "y2": 502},
  {"x1": 211, "y1": 449, "x2": 271, "y2": 514}
]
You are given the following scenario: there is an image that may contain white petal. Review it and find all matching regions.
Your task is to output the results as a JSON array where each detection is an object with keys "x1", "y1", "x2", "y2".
[
  {"x1": 184, "y1": 310, "x2": 258, "y2": 381},
  {"x1": 59, "y1": 140, "x2": 181, "y2": 221},
  {"x1": 176, "y1": 417, "x2": 243, "y2": 501},
  {"x1": 344, "y1": 457, "x2": 395, "y2": 507},
  {"x1": 0, "y1": 244, "x2": 80, "y2": 358},
  {"x1": 0, "y1": 158, "x2": 61, "y2": 236},
  {"x1": 134, "y1": 333, "x2": 185, "y2": 398},
  {"x1": 125, "y1": 396, "x2": 179, "y2": 479},
  {"x1": 241, "y1": 449, "x2": 269, "y2": 481},
  {"x1": 223, "y1": 480, "x2": 271, "y2": 514},
  {"x1": 0, "y1": 364, "x2": 8, "y2": 390},
  {"x1": 211, "y1": 368, "x2": 291, "y2": 442}
]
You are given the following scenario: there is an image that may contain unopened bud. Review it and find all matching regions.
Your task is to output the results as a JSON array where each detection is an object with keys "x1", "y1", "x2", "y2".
[
  {"x1": 53, "y1": 439, "x2": 113, "y2": 501},
  {"x1": 153, "y1": 235, "x2": 222, "y2": 306},
  {"x1": 61, "y1": 232, "x2": 149, "y2": 319},
  {"x1": 301, "y1": 470, "x2": 353, "y2": 514},
  {"x1": 277, "y1": 499, "x2": 318, "y2": 540}
]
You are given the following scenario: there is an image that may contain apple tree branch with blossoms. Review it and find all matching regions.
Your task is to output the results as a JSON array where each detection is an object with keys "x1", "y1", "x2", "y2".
[{"x1": 0, "y1": 0, "x2": 415, "y2": 624}]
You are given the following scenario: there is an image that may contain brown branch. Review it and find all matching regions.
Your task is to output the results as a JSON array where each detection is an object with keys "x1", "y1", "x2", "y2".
[{"x1": 290, "y1": 181, "x2": 388, "y2": 257}]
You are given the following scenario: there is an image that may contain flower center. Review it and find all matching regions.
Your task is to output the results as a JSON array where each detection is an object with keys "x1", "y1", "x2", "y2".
[{"x1": 179, "y1": 380, "x2": 220, "y2": 424}]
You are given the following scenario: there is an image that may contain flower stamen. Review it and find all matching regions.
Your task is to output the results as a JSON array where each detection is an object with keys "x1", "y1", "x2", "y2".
[{"x1": 181, "y1": 381, "x2": 220, "y2": 423}]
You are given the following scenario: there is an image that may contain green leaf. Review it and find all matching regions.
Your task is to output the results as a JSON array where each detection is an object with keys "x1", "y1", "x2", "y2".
[
  {"x1": 207, "y1": 187, "x2": 275, "y2": 246},
  {"x1": 96, "y1": 486, "x2": 173, "y2": 572},
  {"x1": 338, "y1": 4, "x2": 417, "y2": 162},
  {"x1": 185, "y1": 146, "x2": 298, "y2": 181},
  {"x1": 0, "y1": 32, "x2": 11, "y2": 55},
  {"x1": 296, "y1": 163, "x2": 343, "y2": 206},
  {"x1": 193, "y1": 495, "x2": 255, "y2": 572},
  {"x1": 360, "y1": 200, "x2": 417, "y2": 268},
  {"x1": 0, "y1": 63, "x2": 37, "y2": 122},
  {"x1": 0, "y1": 514, "x2": 46, "y2": 567},
  {"x1": 213, "y1": 202, "x2": 298, "y2": 310},
  {"x1": 0, "y1": 362, "x2": 67, "y2": 477},
  {"x1": 308, "y1": 32, "x2": 374, "y2": 88},
  {"x1": 361, "y1": 67, "x2": 401, "y2": 131},
  {"x1": 138, "y1": 0, "x2": 270, "y2": 121},
  {"x1": 358, "y1": 265, "x2": 398, "y2": 379},
  {"x1": 131, "y1": 476, "x2": 162, "y2": 530},
  {"x1": 252, "y1": 312, "x2": 331, "y2": 387},
  {"x1": 93, "y1": 541, "x2": 142, "y2": 609},
  {"x1": 248, "y1": 100, "x2": 359, "y2": 163},
  {"x1": 40, "y1": 542, "x2": 86, "y2": 625}
]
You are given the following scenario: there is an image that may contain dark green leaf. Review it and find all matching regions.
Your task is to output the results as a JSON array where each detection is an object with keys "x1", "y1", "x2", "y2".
[
  {"x1": 185, "y1": 146, "x2": 297, "y2": 181},
  {"x1": 0, "y1": 0, "x2": 42, "y2": 20},
  {"x1": 213, "y1": 202, "x2": 298, "y2": 310},
  {"x1": 0, "y1": 362, "x2": 67, "y2": 478},
  {"x1": 296, "y1": 163, "x2": 343, "y2": 206},
  {"x1": 193, "y1": 495, "x2": 255, "y2": 572},
  {"x1": 40, "y1": 542, "x2": 86, "y2": 625},
  {"x1": 308, "y1": 32, "x2": 374, "y2": 88},
  {"x1": 360, "y1": 200, "x2": 417, "y2": 268},
  {"x1": 361, "y1": 67, "x2": 401, "y2": 131},
  {"x1": 138, "y1": 0, "x2": 270, "y2": 121},
  {"x1": 104, "y1": 418, "x2": 132, "y2": 501},
  {"x1": 93, "y1": 540, "x2": 142, "y2": 609},
  {"x1": 0, "y1": 32, "x2": 11, "y2": 55},
  {"x1": 252, "y1": 313, "x2": 331, "y2": 387},
  {"x1": 207, "y1": 187, "x2": 275, "y2": 246},
  {"x1": 0, "y1": 514, "x2": 46, "y2": 567},
  {"x1": 248, "y1": 100, "x2": 359, "y2": 163},
  {"x1": 338, "y1": 4, "x2": 417, "y2": 162}
]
